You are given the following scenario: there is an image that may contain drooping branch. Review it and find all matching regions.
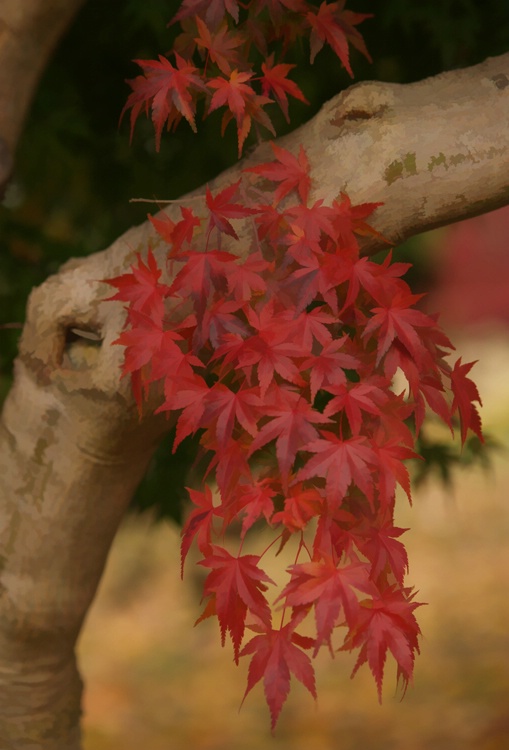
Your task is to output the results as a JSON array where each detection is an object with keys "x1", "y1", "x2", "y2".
[
  {"x1": 0, "y1": 51, "x2": 508, "y2": 748},
  {"x1": 274, "y1": 52, "x2": 509, "y2": 252}
]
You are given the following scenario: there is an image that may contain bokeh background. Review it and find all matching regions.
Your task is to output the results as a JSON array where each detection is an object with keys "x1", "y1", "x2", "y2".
[{"x1": 1, "y1": 1, "x2": 509, "y2": 748}]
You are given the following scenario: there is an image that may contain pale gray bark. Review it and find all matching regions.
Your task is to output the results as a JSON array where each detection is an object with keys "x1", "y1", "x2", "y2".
[{"x1": 0, "y1": 21, "x2": 508, "y2": 747}]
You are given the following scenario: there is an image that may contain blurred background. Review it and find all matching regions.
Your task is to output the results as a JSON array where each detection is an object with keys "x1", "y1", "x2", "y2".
[{"x1": 1, "y1": 1, "x2": 508, "y2": 747}]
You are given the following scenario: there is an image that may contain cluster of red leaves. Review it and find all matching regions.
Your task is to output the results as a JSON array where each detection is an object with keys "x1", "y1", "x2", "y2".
[
  {"x1": 120, "y1": 0, "x2": 372, "y2": 154},
  {"x1": 105, "y1": 142, "x2": 483, "y2": 728}
]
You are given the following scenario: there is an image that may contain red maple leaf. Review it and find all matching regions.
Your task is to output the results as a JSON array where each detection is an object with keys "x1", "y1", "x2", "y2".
[
  {"x1": 373, "y1": 436, "x2": 420, "y2": 510},
  {"x1": 363, "y1": 290, "x2": 439, "y2": 367},
  {"x1": 285, "y1": 200, "x2": 336, "y2": 244},
  {"x1": 149, "y1": 207, "x2": 201, "y2": 258},
  {"x1": 113, "y1": 310, "x2": 181, "y2": 375},
  {"x1": 343, "y1": 585, "x2": 423, "y2": 701},
  {"x1": 214, "y1": 302, "x2": 306, "y2": 396},
  {"x1": 450, "y1": 358, "x2": 483, "y2": 444},
  {"x1": 323, "y1": 379, "x2": 387, "y2": 435},
  {"x1": 208, "y1": 70, "x2": 274, "y2": 155},
  {"x1": 329, "y1": 192, "x2": 384, "y2": 247},
  {"x1": 299, "y1": 432, "x2": 376, "y2": 505},
  {"x1": 245, "y1": 142, "x2": 311, "y2": 204},
  {"x1": 161, "y1": 374, "x2": 211, "y2": 450},
  {"x1": 194, "y1": 17, "x2": 244, "y2": 75},
  {"x1": 181, "y1": 484, "x2": 218, "y2": 574},
  {"x1": 272, "y1": 482, "x2": 323, "y2": 532},
  {"x1": 198, "y1": 546, "x2": 274, "y2": 661},
  {"x1": 279, "y1": 554, "x2": 372, "y2": 652},
  {"x1": 337, "y1": 253, "x2": 411, "y2": 312},
  {"x1": 121, "y1": 53, "x2": 208, "y2": 150},
  {"x1": 248, "y1": 386, "x2": 330, "y2": 482},
  {"x1": 276, "y1": 307, "x2": 335, "y2": 352},
  {"x1": 205, "y1": 382, "x2": 262, "y2": 448},
  {"x1": 232, "y1": 477, "x2": 277, "y2": 537},
  {"x1": 260, "y1": 54, "x2": 309, "y2": 122},
  {"x1": 359, "y1": 517, "x2": 409, "y2": 585},
  {"x1": 240, "y1": 613, "x2": 316, "y2": 730},
  {"x1": 224, "y1": 251, "x2": 272, "y2": 302},
  {"x1": 169, "y1": 249, "x2": 237, "y2": 304},
  {"x1": 204, "y1": 435, "x2": 253, "y2": 499},
  {"x1": 192, "y1": 296, "x2": 247, "y2": 350},
  {"x1": 104, "y1": 247, "x2": 169, "y2": 322},
  {"x1": 302, "y1": 335, "x2": 359, "y2": 402},
  {"x1": 307, "y1": 1, "x2": 372, "y2": 75},
  {"x1": 206, "y1": 179, "x2": 259, "y2": 240}
]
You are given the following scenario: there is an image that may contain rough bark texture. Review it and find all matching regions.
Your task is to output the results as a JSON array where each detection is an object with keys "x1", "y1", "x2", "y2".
[
  {"x1": 0, "y1": 32, "x2": 508, "y2": 750},
  {"x1": 0, "y1": 0, "x2": 86, "y2": 196}
]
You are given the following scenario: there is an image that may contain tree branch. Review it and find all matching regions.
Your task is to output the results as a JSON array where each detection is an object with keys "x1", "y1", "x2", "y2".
[{"x1": 1, "y1": 51, "x2": 508, "y2": 748}]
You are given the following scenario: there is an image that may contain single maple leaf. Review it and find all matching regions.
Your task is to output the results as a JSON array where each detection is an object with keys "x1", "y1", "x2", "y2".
[
  {"x1": 194, "y1": 17, "x2": 244, "y2": 75},
  {"x1": 323, "y1": 380, "x2": 387, "y2": 435},
  {"x1": 279, "y1": 307, "x2": 335, "y2": 351},
  {"x1": 219, "y1": 89, "x2": 275, "y2": 156},
  {"x1": 181, "y1": 484, "x2": 218, "y2": 574},
  {"x1": 113, "y1": 310, "x2": 181, "y2": 375},
  {"x1": 359, "y1": 517, "x2": 409, "y2": 586},
  {"x1": 224, "y1": 251, "x2": 272, "y2": 302},
  {"x1": 363, "y1": 290, "x2": 439, "y2": 367},
  {"x1": 381, "y1": 342, "x2": 453, "y2": 435},
  {"x1": 283, "y1": 223, "x2": 323, "y2": 267},
  {"x1": 104, "y1": 247, "x2": 170, "y2": 323},
  {"x1": 285, "y1": 200, "x2": 337, "y2": 244},
  {"x1": 372, "y1": 435, "x2": 421, "y2": 510},
  {"x1": 149, "y1": 207, "x2": 201, "y2": 258},
  {"x1": 329, "y1": 192, "x2": 383, "y2": 247},
  {"x1": 299, "y1": 432, "x2": 376, "y2": 506},
  {"x1": 240, "y1": 613, "x2": 316, "y2": 730},
  {"x1": 215, "y1": 301, "x2": 306, "y2": 396},
  {"x1": 245, "y1": 142, "x2": 311, "y2": 205},
  {"x1": 286, "y1": 251, "x2": 343, "y2": 314},
  {"x1": 302, "y1": 335, "x2": 360, "y2": 402},
  {"x1": 279, "y1": 554, "x2": 372, "y2": 653},
  {"x1": 169, "y1": 249, "x2": 238, "y2": 307},
  {"x1": 198, "y1": 546, "x2": 274, "y2": 661},
  {"x1": 337, "y1": 253, "x2": 411, "y2": 313},
  {"x1": 233, "y1": 477, "x2": 277, "y2": 537},
  {"x1": 160, "y1": 374, "x2": 211, "y2": 450},
  {"x1": 204, "y1": 435, "x2": 253, "y2": 499},
  {"x1": 192, "y1": 296, "x2": 247, "y2": 350},
  {"x1": 343, "y1": 585, "x2": 423, "y2": 701},
  {"x1": 208, "y1": 69, "x2": 255, "y2": 132},
  {"x1": 260, "y1": 54, "x2": 309, "y2": 122},
  {"x1": 204, "y1": 382, "x2": 262, "y2": 448},
  {"x1": 450, "y1": 357, "x2": 483, "y2": 444},
  {"x1": 205, "y1": 179, "x2": 259, "y2": 240},
  {"x1": 253, "y1": 202, "x2": 287, "y2": 243},
  {"x1": 248, "y1": 386, "x2": 330, "y2": 483},
  {"x1": 307, "y1": 1, "x2": 372, "y2": 75},
  {"x1": 272, "y1": 482, "x2": 323, "y2": 532},
  {"x1": 121, "y1": 53, "x2": 208, "y2": 150}
]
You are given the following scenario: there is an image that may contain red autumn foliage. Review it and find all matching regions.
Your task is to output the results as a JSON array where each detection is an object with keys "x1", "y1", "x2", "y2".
[{"x1": 108, "y1": 0, "x2": 484, "y2": 730}]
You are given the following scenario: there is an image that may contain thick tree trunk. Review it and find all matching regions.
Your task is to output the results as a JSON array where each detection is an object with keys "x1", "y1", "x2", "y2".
[
  {"x1": 0, "y1": 0, "x2": 87, "y2": 196},
  {"x1": 1, "y1": 29, "x2": 508, "y2": 748}
]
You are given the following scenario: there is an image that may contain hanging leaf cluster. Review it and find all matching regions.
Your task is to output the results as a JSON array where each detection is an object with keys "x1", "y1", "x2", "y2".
[{"x1": 107, "y1": 0, "x2": 483, "y2": 730}]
